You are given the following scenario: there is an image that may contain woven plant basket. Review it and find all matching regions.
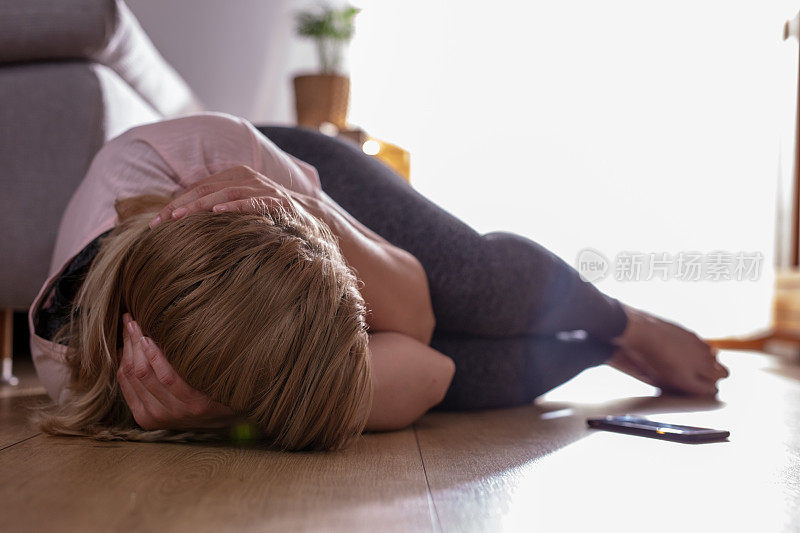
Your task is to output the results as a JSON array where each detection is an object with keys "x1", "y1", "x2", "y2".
[{"x1": 293, "y1": 74, "x2": 350, "y2": 129}]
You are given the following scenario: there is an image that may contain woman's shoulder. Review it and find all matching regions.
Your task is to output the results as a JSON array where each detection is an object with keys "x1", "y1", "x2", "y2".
[
  {"x1": 100, "y1": 112, "x2": 260, "y2": 184},
  {"x1": 111, "y1": 112, "x2": 252, "y2": 146},
  {"x1": 96, "y1": 112, "x2": 253, "y2": 167}
]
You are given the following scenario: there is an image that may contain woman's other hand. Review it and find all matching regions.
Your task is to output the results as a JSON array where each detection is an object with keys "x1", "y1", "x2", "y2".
[
  {"x1": 149, "y1": 165, "x2": 317, "y2": 228},
  {"x1": 612, "y1": 305, "x2": 729, "y2": 396},
  {"x1": 116, "y1": 313, "x2": 237, "y2": 431}
]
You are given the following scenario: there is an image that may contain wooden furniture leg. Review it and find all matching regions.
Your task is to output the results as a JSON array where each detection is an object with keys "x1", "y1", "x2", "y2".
[
  {"x1": 1, "y1": 308, "x2": 19, "y2": 386},
  {"x1": 707, "y1": 329, "x2": 800, "y2": 354}
]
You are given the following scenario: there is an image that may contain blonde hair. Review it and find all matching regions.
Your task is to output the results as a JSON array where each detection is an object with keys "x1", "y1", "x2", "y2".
[{"x1": 38, "y1": 193, "x2": 372, "y2": 451}]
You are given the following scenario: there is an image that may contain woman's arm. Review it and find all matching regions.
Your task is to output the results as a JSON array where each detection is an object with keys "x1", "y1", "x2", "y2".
[
  {"x1": 306, "y1": 194, "x2": 436, "y2": 345},
  {"x1": 151, "y1": 166, "x2": 436, "y2": 345},
  {"x1": 364, "y1": 331, "x2": 455, "y2": 431},
  {"x1": 117, "y1": 318, "x2": 454, "y2": 432}
]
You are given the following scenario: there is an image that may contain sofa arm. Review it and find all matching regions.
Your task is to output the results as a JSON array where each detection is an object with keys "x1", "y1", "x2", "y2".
[
  {"x1": 0, "y1": 0, "x2": 202, "y2": 117},
  {"x1": 0, "y1": 62, "x2": 162, "y2": 310}
]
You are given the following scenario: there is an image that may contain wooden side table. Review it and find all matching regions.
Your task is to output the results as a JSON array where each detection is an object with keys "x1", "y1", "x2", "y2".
[
  {"x1": 710, "y1": 10, "x2": 800, "y2": 354},
  {"x1": 336, "y1": 127, "x2": 411, "y2": 183}
]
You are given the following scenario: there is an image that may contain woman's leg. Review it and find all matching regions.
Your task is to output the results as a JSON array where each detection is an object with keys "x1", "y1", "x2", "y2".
[
  {"x1": 259, "y1": 126, "x2": 627, "y2": 340},
  {"x1": 428, "y1": 330, "x2": 615, "y2": 410}
]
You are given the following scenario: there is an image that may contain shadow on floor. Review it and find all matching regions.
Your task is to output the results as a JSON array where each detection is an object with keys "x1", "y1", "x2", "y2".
[{"x1": 412, "y1": 392, "x2": 725, "y2": 491}]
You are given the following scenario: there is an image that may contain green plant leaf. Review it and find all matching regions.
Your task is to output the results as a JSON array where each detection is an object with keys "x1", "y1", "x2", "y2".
[{"x1": 294, "y1": 3, "x2": 361, "y2": 73}]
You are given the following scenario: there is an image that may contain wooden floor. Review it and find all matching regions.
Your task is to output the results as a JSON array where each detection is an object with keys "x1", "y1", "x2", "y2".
[{"x1": 1, "y1": 350, "x2": 799, "y2": 532}]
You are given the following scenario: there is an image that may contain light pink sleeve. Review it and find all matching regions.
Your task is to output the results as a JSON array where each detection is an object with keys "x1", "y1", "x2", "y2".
[
  {"x1": 129, "y1": 113, "x2": 322, "y2": 197},
  {"x1": 128, "y1": 113, "x2": 256, "y2": 187},
  {"x1": 48, "y1": 130, "x2": 179, "y2": 278}
]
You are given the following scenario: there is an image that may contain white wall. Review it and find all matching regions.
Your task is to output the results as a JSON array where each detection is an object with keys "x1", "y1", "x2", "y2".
[
  {"x1": 346, "y1": 0, "x2": 798, "y2": 337},
  {"x1": 127, "y1": 0, "x2": 798, "y2": 338},
  {"x1": 126, "y1": 0, "x2": 323, "y2": 124}
]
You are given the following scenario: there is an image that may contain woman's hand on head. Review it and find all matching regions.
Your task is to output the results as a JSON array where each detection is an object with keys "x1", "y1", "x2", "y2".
[
  {"x1": 149, "y1": 165, "x2": 319, "y2": 228},
  {"x1": 116, "y1": 313, "x2": 237, "y2": 431}
]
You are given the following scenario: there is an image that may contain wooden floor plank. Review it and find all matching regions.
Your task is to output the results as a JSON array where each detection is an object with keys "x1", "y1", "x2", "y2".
[
  {"x1": 0, "y1": 428, "x2": 434, "y2": 532},
  {"x1": 0, "y1": 359, "x2": 434, "y2": 532},
  {"x1": 416, "y1": 351, "x2": 800, "y2": 533},
  {"x1": 0, "y1": 358, "x2": 48, "y2": 449},
  {"x1": 4, "y1": 351, "x2": 800, "y2": 532},
  {"x1": 0, "y1": 394, "x2": 46, "y2": 450}
]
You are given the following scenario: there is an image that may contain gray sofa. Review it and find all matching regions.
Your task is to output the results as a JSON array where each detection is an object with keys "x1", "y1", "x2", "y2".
[{"x1": 0, "y1": 0, "x2": 202, "y2": 382}]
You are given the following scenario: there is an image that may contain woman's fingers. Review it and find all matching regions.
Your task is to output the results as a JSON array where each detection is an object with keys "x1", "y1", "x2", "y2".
[
  {"x1": 125, "y1": 319, "x2": 196, "y2": 411},
  {"x1": 681, "y1": 341, "x2": 725, "y2": 394},
  {"x1": 150, "y1": 181, "x2": 237, "y2": 228},
  {"x1": 118, "y1": 317, "x2": 169, "y2": 429},
  {"x1": 125, "y1": 323, "x2": 185, "y2": 414},
  {"x1": 172, "y1": 186, "x2": 259, "y2": 220},
  {"x1": 697, "y1": 359, "x2": 729, "y2": 381},
  {"x1": 139, "y1": 333, "x2": 205, "y2": 405},
  {"x1": 689, "y1": 376, "x2": 719, "y2": 396},
  {"x1": 132, "y1": 331, "x2": 235, "y2": 426},
  {"x1": 118, "y1": 315, "x2": 236, "y2": 428},
  {"x1": 211, "y1": 195, "x2": 294, "y2": 215},
  {"x1": 663, "y1": 365, "x2": 718, "y2": 396},
  {"x1": 117, "y1": 324, "x2": 147, "y2": 423},
  {"x1": 621, "y1": 343, "x2": 720, "y2": 396},
  {"x1": 149, "y1": 166, "x2": 271, "y2": 228},
  {"x1": 117, "y1": 371, "x2": 149, "y2": 427},
  {"x1": 692, "y1": 343, "x2": 728, "y2": 382},
  {"x1": 150, "y1": 183, "x2": 293, "y2": 227},
  {"x1": 151, "y1": 185, "x2": 259, "y2": 227}
]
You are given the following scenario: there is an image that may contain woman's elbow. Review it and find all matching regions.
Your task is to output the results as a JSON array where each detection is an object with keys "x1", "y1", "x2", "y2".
[
  {"x1": 413, "y1": 270, "x2": 436, "y2": 345},
  {"x1": 400, "y1": 249, "x2": 436, "y2": 345},
  {"x1": 415, "y1": 306, "x2": 436, "y2": 346},
  {"x1": 364, "y1": 404, "x2": 423, "y2": 432},
  {"x1": 428, "y1": 356, "x2": 455, "y2": 408}
]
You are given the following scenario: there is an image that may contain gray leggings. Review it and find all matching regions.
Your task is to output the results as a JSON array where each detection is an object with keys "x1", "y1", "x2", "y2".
[{"x1": 259, "y1": 127, "x2": 628, "y2": 410}]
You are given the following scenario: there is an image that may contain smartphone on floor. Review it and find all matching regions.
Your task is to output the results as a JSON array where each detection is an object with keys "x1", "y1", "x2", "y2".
[{"x1": 587, "y1": 415, "x2": 729, "y2": 443}]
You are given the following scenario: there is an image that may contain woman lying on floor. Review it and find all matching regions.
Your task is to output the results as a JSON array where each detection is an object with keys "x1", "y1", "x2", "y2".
[{"x1": 29, "y1": 112, "x2": 729, "y2": 451}]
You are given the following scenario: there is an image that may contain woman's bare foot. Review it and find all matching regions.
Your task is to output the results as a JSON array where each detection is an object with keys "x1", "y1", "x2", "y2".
[{"x1": 611, "y1": 305, "x2": 729, "y2": 396}]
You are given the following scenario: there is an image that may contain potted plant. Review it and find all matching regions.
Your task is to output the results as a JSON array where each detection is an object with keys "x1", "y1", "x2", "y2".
[{"x1": 293, "y1": 4, "x2": 360, "y2": 129}]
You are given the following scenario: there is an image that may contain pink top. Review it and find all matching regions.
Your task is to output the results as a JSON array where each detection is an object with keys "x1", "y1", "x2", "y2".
[{"x1": 28, "y1": 112, "x2": 321, "y2": 403}]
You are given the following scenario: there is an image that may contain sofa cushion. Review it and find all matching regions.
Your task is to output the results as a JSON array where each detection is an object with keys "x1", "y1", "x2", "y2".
[
  {"x1": 0, "y1": 61, "x2": 160, "y2": 309},
  {"x1": 0, "y1": 0, "x2": 202, "y2": 117}
]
